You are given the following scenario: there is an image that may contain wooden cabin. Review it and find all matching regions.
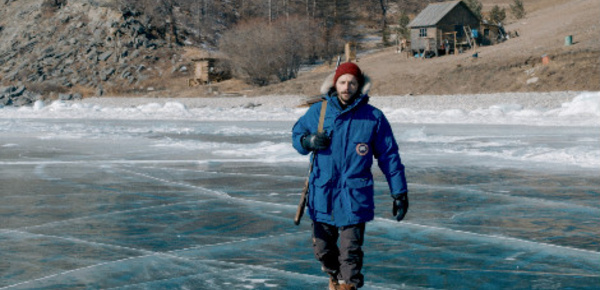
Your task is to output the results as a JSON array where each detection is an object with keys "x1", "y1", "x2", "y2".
[{"x1": 408, "y1": 0, "x2": 480, "y2": 57}]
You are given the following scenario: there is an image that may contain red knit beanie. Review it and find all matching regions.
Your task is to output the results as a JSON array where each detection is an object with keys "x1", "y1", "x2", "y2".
[{"x1": 334, "y1": 62, "x2": 363, "y2": 86}]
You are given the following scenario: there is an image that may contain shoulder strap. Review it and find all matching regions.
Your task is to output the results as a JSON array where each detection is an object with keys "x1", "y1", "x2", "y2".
[{"x1": 318, "y1": 100, "x2": 327, "y2": 133}]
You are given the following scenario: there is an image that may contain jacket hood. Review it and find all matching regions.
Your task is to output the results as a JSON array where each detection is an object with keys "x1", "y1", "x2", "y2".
[{"x1": 320, "y1": 71, "x2": 372, "y2": 96}]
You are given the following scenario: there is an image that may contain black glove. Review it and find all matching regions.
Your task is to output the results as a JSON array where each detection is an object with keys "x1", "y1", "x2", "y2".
[
  {"x1": 392, "y1": 194, "x2": 409, "y2": 222},
  {"x1": 301, "y1": 132, "x2": 331, "y2": 151}
]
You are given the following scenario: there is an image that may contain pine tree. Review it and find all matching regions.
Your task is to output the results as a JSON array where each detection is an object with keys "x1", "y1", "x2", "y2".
[{"x1": 397, "y1": 10, "x2": 410, "y2": 40}]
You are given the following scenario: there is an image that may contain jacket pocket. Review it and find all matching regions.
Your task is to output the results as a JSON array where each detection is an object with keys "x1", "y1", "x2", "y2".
[
  {"x1": 310, "y1": 178, "x2": 331, "y2": 212},
  {"x1": 345, "y1": 178, "x2": 375, "y2": 212}
]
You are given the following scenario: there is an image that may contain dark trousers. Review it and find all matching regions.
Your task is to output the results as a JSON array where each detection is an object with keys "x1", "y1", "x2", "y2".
[{"x1": 312, "y1": 221, "x2": 365, "y2": 288}]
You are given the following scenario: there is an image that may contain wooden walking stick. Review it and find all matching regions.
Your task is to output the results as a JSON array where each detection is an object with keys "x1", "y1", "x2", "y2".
[{"x1": 294, "y1": 100, "x2": 327, "y2": 225}]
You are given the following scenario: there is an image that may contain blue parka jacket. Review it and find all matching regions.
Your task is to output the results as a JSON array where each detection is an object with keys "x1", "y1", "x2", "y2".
[{"x1": 292, "y1": 80, "x2": 408, "y2": 227}]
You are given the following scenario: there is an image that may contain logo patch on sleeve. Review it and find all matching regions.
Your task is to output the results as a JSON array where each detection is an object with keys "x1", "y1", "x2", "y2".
[{"x1": 356, "y1": 143, "x2": 369, "y2": 156}]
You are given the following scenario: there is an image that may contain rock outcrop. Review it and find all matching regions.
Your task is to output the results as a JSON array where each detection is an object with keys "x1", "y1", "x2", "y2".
[
  {"x1": 0, "y1": 0, "x2": 186, "y2": 106},
  {"x1": 0, "y1": 85, "x2": 42, "y2": 107}
]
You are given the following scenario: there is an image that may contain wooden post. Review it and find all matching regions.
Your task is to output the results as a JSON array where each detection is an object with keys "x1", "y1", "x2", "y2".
[
  {"x1": 345, "y1": 42, "x2": 351, "y2": 62},
  {"x1": 345, "y1": 42, "x2": 357, "y2": 62},
  {"x1": 453, "y1": 32, "x2": 457, "y2": 55}
]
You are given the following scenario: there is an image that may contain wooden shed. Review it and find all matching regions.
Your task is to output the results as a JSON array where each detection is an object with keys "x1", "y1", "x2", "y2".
[
  {"x1": 191, "y1": 57, "x2": 215, "y2": 85},
  {"x1": 480, "y1": 21, "x2": 505, "y2": 46},
  {"x1": 408, "y1": 0, "x2": 480, "y2": 57},
  {"x1": 184, "y1": 48, "x2": 230, "y2": 87},
  {"x1": 187, "y1": 57, "x2": 231, "y2": 86}
]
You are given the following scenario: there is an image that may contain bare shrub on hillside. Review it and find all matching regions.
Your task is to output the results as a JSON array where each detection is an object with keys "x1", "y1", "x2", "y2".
[
  {"x1": 270, "y1": 17, "x2": 313, "y2": 81},
  {"x1": 510, "y1": 0, "x2": 526, "y2": 20},
  {"x1": 219, "y1": 18, "x2": 327, "y2": 86},
  {"x1": 488, "y1": 5, "x2": 506, "y2": 25},
  {"x1": 318, "y1": 24, "x2": 346, "y2": 66},
  {"x1": 218, "y1": 20, "x2": 275, "y2": 86}
]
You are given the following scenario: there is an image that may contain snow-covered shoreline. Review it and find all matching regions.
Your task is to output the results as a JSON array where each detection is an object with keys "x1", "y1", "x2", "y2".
[
  {"x1": 78, "y1": 91, "x2": 580, "y2": 111},
  {"x1": 1, "y1": 91, "x2": 599, "y2": 127}
]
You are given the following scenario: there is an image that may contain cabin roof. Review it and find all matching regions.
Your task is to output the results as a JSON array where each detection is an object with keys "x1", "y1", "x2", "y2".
[{"x1": 409, "y1": 1, "x2": 464, "y2": 28}]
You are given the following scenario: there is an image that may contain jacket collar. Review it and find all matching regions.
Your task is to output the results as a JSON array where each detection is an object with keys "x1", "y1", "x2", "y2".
[{"x1": 326, "y1": 91, "x2": 369, "y2": 113}]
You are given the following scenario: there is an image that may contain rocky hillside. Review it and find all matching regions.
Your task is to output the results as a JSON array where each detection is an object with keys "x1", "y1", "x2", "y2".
[{"x1": 0, "y1": 0, "x2": 186, "y2": 106}]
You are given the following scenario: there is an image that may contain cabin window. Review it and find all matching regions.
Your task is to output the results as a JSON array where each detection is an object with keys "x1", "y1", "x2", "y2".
[{"x1": 419, "y1": 28, "x2": 427, "y2": 37}]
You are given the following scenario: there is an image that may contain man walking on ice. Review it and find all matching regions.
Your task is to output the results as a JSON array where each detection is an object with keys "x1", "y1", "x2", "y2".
[{"x1": 292, "y1": 62, "x2": 409, "y2": 289}]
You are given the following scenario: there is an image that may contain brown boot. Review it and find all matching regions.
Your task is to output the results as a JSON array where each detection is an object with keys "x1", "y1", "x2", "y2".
[
  {"x1": 328, "y1": 276, "x2": 340, "y2": 290},
  {"x1": 338, "y1": 283, "x2": 357, "y2": 290}
]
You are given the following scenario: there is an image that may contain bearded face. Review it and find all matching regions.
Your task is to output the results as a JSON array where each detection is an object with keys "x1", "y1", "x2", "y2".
[{"x1": 335, "y1": 74, "x2": 359, "y2": 106}]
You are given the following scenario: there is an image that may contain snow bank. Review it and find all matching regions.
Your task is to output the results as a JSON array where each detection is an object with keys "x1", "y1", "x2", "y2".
[{"x1": 1, "y1": 91, "x2": 598, "y2": 126}]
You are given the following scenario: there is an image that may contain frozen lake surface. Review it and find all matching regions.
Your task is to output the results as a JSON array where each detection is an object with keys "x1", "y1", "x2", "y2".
[{"x1": 1, "y1": 93, "x2": 599, "y2": 289}]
